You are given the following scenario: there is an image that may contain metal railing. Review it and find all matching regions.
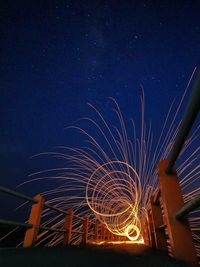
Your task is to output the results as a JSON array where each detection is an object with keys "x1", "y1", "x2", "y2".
[
  {"x1": 166, "y1": 70, "x2": 200, "y2": 221},
  {"x1": 175, "y1": 193, "x2": 200, "y2": 220},
  {"x1": 0, "y1": 185, "x2": 121, "y2": 247},
  {"x1": 165, "y1": 71, "x2": 200, "y2": 174},
  {"x1": 145, "y1": 70, "x2": 200, "y2": 267}
]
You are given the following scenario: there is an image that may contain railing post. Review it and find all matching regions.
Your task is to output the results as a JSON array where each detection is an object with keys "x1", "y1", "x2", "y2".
[
  {"x1": 105, "y1": 228, "x2": 108, "y2": 241},
  {"x1": 23, "y1": 194, "x2": 44, "y2": 247},
  {"x1": 101, "y1": 224, "x2": 105, "y2": 241},
  {"x1": 107, "y1": 229, "x2": 110, "y2": 241},
  {"x1": 150, "y1": 195, "x2": 167, "y2": 251},
  {"x1": 142, "y1": 218, "x2": 149, "y2": 245},
  {"x1": 109, "y1": 231, "x2": 112, "y2": 241},
  {"x1": 82, "y1": 216, "x2": 88, "y2": 244},
  {"x1": 147, "y1": 209, "x2": 156, "y2": 248},
  {"x1": 112, "y1": 233, "x2": 115, "y2": 241},
  {"x1": 94, "y1": 221, "x2": 98, "y2": 241},
  {"x1": 63, "y1": 209, "x2": 73, "y2": 245},
  {"x1": 158, "y1": 159, "x2": 198, "y2": 267}
]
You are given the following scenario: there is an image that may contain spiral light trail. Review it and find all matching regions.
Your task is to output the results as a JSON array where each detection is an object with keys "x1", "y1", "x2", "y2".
[
  {"x1": 86, "y1": 161, "x2": 142, "y2": 241},
  {"x1": 4, "y1": 69, "x2": 199, "y2": 252}
]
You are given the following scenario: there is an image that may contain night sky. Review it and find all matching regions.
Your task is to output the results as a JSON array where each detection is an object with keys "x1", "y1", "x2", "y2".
[{"x1": 0, "y1": 1, "x2": 200, "y2": 216}]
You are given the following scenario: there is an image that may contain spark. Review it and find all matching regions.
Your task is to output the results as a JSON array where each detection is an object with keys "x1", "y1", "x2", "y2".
[{"x1": 3, "y1": 69, "x2": 199, "y2": 252}]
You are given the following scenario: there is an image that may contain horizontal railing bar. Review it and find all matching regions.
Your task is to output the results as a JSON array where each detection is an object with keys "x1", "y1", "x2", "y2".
[
  {"x1": 88, "y1": 233, "x2": 95, "y2": 236},
  {"x1": 73, "y1": 214, "x2": 96, "y2": 225},
  {"x1": 0, "y1": 186, "x2": 37, "y2": 204},
  {"x1": 0, "y1": 186, "x2": 70, "y2": 216},
  {"x1": 39, "y1": 225, "x2": 66, "y2": 233},
  {"x1": 175, "y1": 193, "x2": 200, "y2": 220},
  {"x1": 72, "y1": 230, "x2": 84, "y2": 234},
  {"x1": 73, "y1": 214, "x2": 83, "y2": 220},
  {"x1": 0, "y1": 219, "x2": 33, "y2": 228},
  {"x1": 44, "y1": 203, "x2": 68, "y2": 215},
  {"x1": 165, "y1": 71, "x2": 200, "y2": 174},
  {"x1": 88, "y1": 220, "x2": 96, "y2": 225}
]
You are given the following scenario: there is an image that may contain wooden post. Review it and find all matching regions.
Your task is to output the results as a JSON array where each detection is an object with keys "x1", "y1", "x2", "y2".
[
  {"x1": 142, "y1": 219, "x2": 149, "y2": 245},
  {"x1": 158, "y1": 160, "x2": 198, "y2": 267},
  {"x1": 150, "y1": 195, "x2": 167, "y2": 251},
  {"x1": 82, "y1": 216, "x2": 88, "y2": 244},
  {"x1": 148, "y1": 209, "x2": 156, "y2": 248},
  {"x1": 105, "y1": 228, "x2": 108, "y2": 241},
  {"x1": 101, "y1": 224, "x2": 105, "y2": 240},
  {"x1": 94, "y1": 221, "x2": 98, "y2": 241},
  {"x1": 109, "y1": 231, "x2": 112, "y2": 241},
  {"x1": 107, "y1": 229, "x2": 110, "y2": 241},
  {"x1": 112, "y1": 233, "x2": 115, "y2": 241},
  {"x1": 23, "y1": 194, "x2": 44, "y2": 247},
  {"x1": 63, "y1": 209, "x2": 73, "y2": 245}
]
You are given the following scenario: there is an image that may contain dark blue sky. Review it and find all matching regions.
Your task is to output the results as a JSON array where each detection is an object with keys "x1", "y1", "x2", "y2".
[{"x1": 0, "y1": 0, "x2": 200, "y2": 199}]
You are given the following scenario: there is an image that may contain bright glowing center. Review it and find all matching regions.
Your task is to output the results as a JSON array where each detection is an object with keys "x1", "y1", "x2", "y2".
[{"x1": 125, "y1": 224, "x2": 140, "y2": 241}]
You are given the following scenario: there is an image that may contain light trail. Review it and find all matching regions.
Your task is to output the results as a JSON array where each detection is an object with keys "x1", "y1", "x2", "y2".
[{"x1": 6, "y1": 68, "x2": 199, "y2": 252}]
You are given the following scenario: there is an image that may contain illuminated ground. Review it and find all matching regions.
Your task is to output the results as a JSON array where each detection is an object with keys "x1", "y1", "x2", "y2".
[{"x1": 0, "y1": 244, "x2": 188, "y2": 267}]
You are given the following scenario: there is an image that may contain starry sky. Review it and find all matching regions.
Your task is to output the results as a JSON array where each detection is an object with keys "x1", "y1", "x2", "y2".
[{"x1": 0, "y1": 1, "x2": 200, "y2": 215}]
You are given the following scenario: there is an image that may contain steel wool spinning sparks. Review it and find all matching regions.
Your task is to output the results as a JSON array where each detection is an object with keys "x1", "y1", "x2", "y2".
[
  {"x1": 12, "y1": 69, "x2": 200, "y2": 252},
  {"x1": 86, "y1": 161, "x2": 142, "y2": 241}
]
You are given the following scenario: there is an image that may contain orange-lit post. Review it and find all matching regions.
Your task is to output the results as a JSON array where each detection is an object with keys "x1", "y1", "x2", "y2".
[
  {"x1": 150, "y1": 196, "x2": 167, "y2": 251},
  {"x1": 111, "y1": 232, "x2": 114, "y2": 241},
  {"x1": 94, "y1": 221, "x2": 98, "y2": 241},
  {"x1": 108, "y1": 230, "x2": 111, "y2": 241},
  {"x1": 109, "y1": 232, "x2": 111, "y2": 240},
  {"x1": 142, "y1": 218, "x2": 149, "y2": 245},
  {"x1": 147, "y1": 209, "x2": 156, "y2": 248},
  {"x1": 110, "y1": 233, "x2": 116, "y2": 241},
  {"x1": 101, "y1": 224, "x2": 105, "y2": 241},
  {"x1": 158, "y1": 160, "x2": 198, "y2": 267},
  {"x1": 23, "y1": 194, "x2": 44, "y2": 247},
  {"x1": 146, "y1": 214, "x2": 151, "y2": 246},
  {"x1": 105, "y1": 228, "x2": 108, "y2": 241},
  {"x1": 63, "y1": 209, "x2": 73, "y2": 245},
  {"x1": 82, "y1": 216, "x2": 88, "y2": 244},
  {"x1": 112, "y1": 233, "x2": 115, "y2": 241}
]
